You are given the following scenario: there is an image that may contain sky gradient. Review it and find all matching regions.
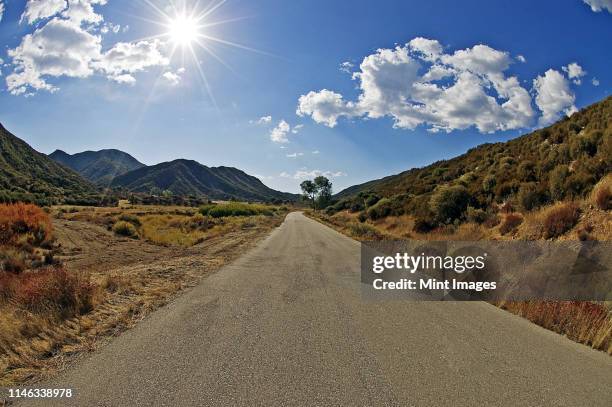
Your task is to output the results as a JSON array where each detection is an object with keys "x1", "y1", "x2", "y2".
[{"x1": 0, "y1": 0, "x2": 610, "y2": 193}]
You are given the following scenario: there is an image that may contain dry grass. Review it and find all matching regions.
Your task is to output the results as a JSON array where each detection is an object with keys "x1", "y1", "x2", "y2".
[
  {"x1": 1, "y1": 203, "x2": 287, "y2": 386},
  {"x1": 497, "y1": 301, "x2": 612, "y2": 354}
]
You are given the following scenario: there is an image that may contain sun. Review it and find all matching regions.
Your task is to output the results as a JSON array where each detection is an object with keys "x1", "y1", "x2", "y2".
[{"x1": 168, "y1": 15, "x2": 200, "y2": 45}]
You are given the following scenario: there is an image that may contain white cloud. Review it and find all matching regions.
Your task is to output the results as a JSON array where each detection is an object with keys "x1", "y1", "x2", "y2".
[
  {"x1": 62, "y1": 0, "x2": 107, "y2": 25},
  {"x1": 280, "y1": 170, "x2": 347, "y2": 179},
  {"x1": 286, "y1": 152, "x2": 304, "y2": 158},
  {"x1": 408, "y1": 37, "x2": 443, "y2": 62},
  {"x1": 0, "y1": 1, "x2": 5, "y2": 23},
  {"x1": 162, "y1": 71, "x2": 181, "y2": 85},
  {"x1": 296, "y1": 89, "x2": 357, "y2": 128},
  {"x1": 516, "y1": 55, "x2": 526, "y2": 63},
  {"x1": 339, "y1": 61, "x2": 354, "y2": 73},
  {"x1": 583, "y1": 0, "x2": 612, "y2": 13},
  {"x1": 96, "y1": 39, "x2": 168, "y2": 80},
  {"x1": 7, "y1": 18, "x2": 101, "y2": 94},
  {"x1": 312, "y1": 150, "x2": 320, "y2": 154},
  {"x1": 592, "y1": 77, "x2": 600, "y2": 86},
  {"x1": 298, "y1": 38, "x2": 539, "y2": 133},
  {"x1": 291, "y1": 124, "x2": 304, "y2": 134},
  {"x1": 270, "y1": 120, "x2": 291, "y2": 143},
  {"x1": 21, "y1": 0, "x2": 67, "y2": 24},
  {"x1": 533, "y1": 69, "x2": 576, "y2": 125},
  {"x1": 7, "y1": 0, "x2": 169, "y2": 95},
  {"x1": 254, "y1": 115, "x2": 272, "y2": 124},
  {"x1": 110, "y1": 73, "x2": 135, "y2": 85},
  {"x1": 562, "y1": 62, "x2": 586, "y2": 85}
]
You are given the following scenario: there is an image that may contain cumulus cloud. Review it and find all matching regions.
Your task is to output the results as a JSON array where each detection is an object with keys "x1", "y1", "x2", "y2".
[
  {"x1": 291, "y1": 124, "x2": 304, "y2": 134},
  {"x1": 533, "y1": 69, "x2": 576, "y2": 125},
  {"x1": 280, "y1": 170, "x2": 347, "y2": 180},
  {"x1": 270, "y1": 120, "x2": 291, "y2": 143},
  {"x1": 562, "y1": 62, "x2": 586, "y2": 84},
  {"x1": 7, "y1": 18, "x2": 101, "y2": 94},
  {"x1": 21, "y1": 0, "x2": 67, "y2": 24},
  {"x1": 296, "y1": 89, "x2": 357, "y2": 128},
  {"x1": 516, "y1": 55, "x2": 526, "y2": 63},
  {"x1": 298, "y1": 37, "x2": 584, "y2": 133},
  {"x1": 0, "y1": 1, "x2": 5, "y2": 23},
  {"x1": 583, "y1": 0, "x2": 612, "y2": 13},
  {"x1": 7, "y1": 0, "x2": 170, "y2": 95},
  {"x1": 592, "y1": 77, "x2": 600, "y2": 86}
]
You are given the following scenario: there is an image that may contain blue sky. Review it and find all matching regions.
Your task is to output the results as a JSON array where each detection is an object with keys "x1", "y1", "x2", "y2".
[{"x1": 0, "y1": 0, "x2": 610, "y2": 193}]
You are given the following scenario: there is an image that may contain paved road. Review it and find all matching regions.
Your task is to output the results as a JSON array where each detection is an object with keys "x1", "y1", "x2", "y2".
[{"x1": 18, "y1": 212, "x2": 612, "y2": 406}]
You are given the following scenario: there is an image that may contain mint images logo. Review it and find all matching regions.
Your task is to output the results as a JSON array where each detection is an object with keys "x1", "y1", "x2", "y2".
[{"x1": 361, "y1": 241, "x2": 612, "y2": 301}]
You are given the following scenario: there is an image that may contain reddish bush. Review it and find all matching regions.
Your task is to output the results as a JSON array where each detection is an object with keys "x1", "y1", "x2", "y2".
[
  {"x1": 543, "y1": 203, "x2": 580, "y2": 238},
  {"x1": 0, "y1": 203, "x2": 53, "y2": 246},
  {"x1": 0, "y1": 268, "x2": 97, "y2": 317},
  {"x1": 499, "y1": 213, "x2": 523, "y2": 235}
]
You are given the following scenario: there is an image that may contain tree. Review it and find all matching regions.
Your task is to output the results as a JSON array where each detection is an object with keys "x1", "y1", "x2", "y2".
[
  {"x1": 429, "y1": 185, "x2": 470, "y2": 223},
  {"x1": 300, "y1": 177, "x2": 333, "y2": 209},
  {"x1": 300, "y1": 180, "x2": 317, "y2": 208},
  {"x1": 313, "y1": 176, "x2": 332, "y2": 209}
]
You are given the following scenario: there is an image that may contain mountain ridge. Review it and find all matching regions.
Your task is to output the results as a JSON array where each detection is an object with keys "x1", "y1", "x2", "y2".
[
  {"x1": 49, "y1": 148, "x2": 146, "y2": 186},
  {"x1": 111, "y1": 158, "x2": 297, "y2": 202}
]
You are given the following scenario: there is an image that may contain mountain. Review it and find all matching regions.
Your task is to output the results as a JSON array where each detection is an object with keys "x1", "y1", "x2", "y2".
[
  {"x1": 49, "y1": 149, "x2": 145, "y2": 186},
  {"x1": 0, "y1": 124, "x2": 97, "y2": 204},
  {"x1": 111, "y1": 159, "x2": 297, "y2": 202},
  {"x1": 332, "y1": 96, "x2": 611, "y2": 219}
]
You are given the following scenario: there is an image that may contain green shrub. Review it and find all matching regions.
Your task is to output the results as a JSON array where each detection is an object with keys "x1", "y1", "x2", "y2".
[
  {"x1": 347, "y1": 223, "x2": 383, "y2": 239},
  {"x1": 112, "y1": 221, "x2": 138, "y2": 238},
  {"x1": 517, "y1": 183, "x2": 547, "y2": 211},
  {"x1": 429, "y1": 185, "x2": 470, "y2": 223},
  {"x1": 200, "y1": 202, "x2": 273, "y2": 218},
  {"x1": 466, "y1": 206, "x2": 488, "y2": 224}
]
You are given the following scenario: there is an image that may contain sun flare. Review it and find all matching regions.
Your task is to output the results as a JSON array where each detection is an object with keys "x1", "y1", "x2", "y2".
[{"x1": 168, "y1": 15, "x2": 200, "y2": 45}]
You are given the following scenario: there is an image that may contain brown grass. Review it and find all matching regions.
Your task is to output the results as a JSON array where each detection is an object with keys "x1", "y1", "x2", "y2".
[
  {"x1": 499, "y1": 213, "x2": 523, "y2": 235},
  {"x1": 543, "y1": 203, "x2": 580, "y2": 239},
  {"x1": 498, "y1": 301, "x2": 612, "y2": 354}
]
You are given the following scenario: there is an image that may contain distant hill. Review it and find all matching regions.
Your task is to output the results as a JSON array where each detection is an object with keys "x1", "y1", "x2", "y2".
[
  {"x1": 332, "y1": 96, "x2": 611, "y2": 221},
  {"x1": 111, "y1": 159, "x2": 297, "y2": 202},
  {"x1": 0, "y1": 124, "x2": 98, "y2": 205},
  {"x1": 49, "y1": 149, "x2": 145, "y2": 186}
]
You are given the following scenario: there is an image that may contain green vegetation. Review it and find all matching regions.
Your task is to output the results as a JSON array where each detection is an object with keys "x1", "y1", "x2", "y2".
[
  {"x1": 328, "y1": 96, "x2": 612, "y2": 231},
  {"x1": 199, "y1": 202, "x2": 278, "y2": 218}
]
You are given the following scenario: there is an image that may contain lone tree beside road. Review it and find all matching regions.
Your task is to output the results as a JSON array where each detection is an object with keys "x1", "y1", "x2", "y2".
[{"x1": 300, "y1": 176, "x2": 332, "y2": 210}]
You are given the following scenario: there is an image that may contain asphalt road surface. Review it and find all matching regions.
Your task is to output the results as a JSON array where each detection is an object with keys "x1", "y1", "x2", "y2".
[{"x1": 17, "y1": 212, "x2": 612, "y2": 406}]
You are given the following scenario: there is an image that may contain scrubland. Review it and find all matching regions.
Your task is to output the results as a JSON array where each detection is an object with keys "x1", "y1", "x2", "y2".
[{"x1": 0, "y1": 202, "x2": 287, "y2": 385}]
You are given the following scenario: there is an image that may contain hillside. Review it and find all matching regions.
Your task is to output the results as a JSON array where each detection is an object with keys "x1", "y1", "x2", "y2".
[
  {"x1": 0, "y1": 124, "x2": 98, "y2": 205},
  {"x1": 49, "y1": 149, "x2": 145, "y2": 186},
  {"x1": 331, "y1": 96, "x2": 611, "y2": 225},
  {"x1": 111, "y1": 159, "x2": 297, "y2": 202}
]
